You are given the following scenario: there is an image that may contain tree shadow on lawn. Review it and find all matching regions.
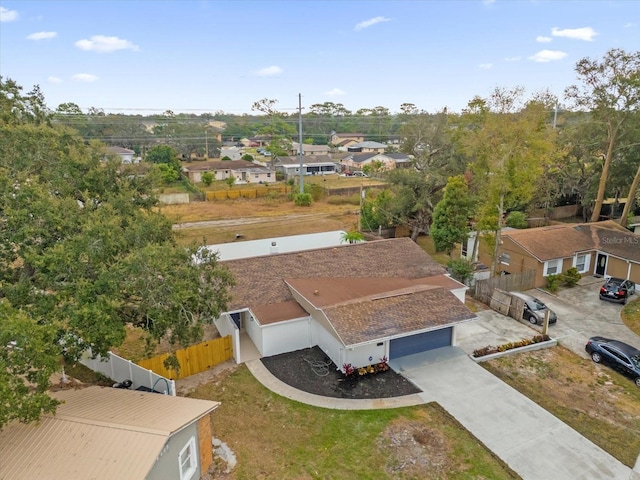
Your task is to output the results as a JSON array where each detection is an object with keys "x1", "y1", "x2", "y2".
[{"x1": 261, "y1": 346, "x2": 421, "y2": 399}]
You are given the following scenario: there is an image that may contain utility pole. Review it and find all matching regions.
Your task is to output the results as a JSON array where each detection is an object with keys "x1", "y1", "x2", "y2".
[
  {"x1": 205, "y1": 129, "x2": 209, "y2": 159},
  {"x1": 553, "y1": 103, "x2": 558, "y2": 129},
  {"x1": 298, "y1": 93, "x2": 304, "y2": 194}
]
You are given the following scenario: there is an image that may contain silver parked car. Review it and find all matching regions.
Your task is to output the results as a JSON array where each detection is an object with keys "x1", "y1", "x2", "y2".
[{"x1": 510, "y1": 291, "x2": 558, "y2": 325}]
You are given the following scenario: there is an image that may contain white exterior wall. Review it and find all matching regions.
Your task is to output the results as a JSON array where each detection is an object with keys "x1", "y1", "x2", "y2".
[
  {"x1": 246, "y1": 171, "x2": 276, "y2": 184},
  {"x1": 311, "y1": 319, "x2": 343, "y2": 371},
  {"x1": 214, "y1": 314, "x2": 240, "y2": 363},
  {"x1": 261, "y1": 317, "x2": 311, "y2": 357},
  {"x1": 244, "y1": 312, "x2": 264, "y2": 356},
  {"x1": 343, "y1": 341, "x2": 387, "y2": 370}
]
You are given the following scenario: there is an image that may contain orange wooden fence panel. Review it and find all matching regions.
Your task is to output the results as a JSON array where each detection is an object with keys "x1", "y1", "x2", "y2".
[{"x1": 137, "y1": 335, "x2": 233, "y2": 380}]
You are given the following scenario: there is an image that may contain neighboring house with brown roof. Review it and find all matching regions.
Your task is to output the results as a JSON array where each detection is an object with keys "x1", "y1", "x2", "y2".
[
  {"x1": 478, "y1": 221, "x2": 640, "y2": 288},
  {"x1": 213, "y1": 237, "x2": 475, "y2": 371},
  {"x1": 273, "y1": 155, "x2": 338, "y2": 178},
  {"x1": 330, "y1": 132, "x2": 365, "y2": 146},
  {"x1": 183, "y1": 160, "x2": 274, "y2": 184},
  {"x1": 0, "y1": 386, "x2": 220, "y2": 480},
  {"x1": 289, "y1": 142, "x2": 331, "y2": 156},
  {"x1": 347, "y1": 141, "x2": 387, "y2": 153}
]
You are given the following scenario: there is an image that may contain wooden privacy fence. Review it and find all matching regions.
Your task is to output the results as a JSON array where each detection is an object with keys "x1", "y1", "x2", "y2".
[
  {"x1": 137, "y1": 335, "x2": 233, "y2": 380},
  {"x1": 206, "y1": 185, "x2": 291, "y2": 200},
  {"x1": 489, "y1": 289, "x2": 526, "y2": 321},
  {"x1": 473, "y1": 270, "x2": 536, "y2": 305}
]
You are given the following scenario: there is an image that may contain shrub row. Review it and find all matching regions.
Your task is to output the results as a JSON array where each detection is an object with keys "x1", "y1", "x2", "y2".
[{"x1": 473, "y1": 334, "x2": 551, "y2": 358}]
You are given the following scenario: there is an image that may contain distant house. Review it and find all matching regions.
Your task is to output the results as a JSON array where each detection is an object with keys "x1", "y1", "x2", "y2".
[
  {"x1": 273, "y1": 155, "x2": 338, "y2": 179},
  {"x1": 220, "y1": 147, "x2": 243, "y2": 161},
  {"x1": 183, "y1": 160, "x2": 274, "y2": 184},
  {"x1": 107, "y1": 146, "x2": 137, "y2": 164},
  {"x1": 289, "y1": 142, "x2": 331, "y2": 156},
  {"x1": 341, "y1": 152, "x2": 397, "y2": 171},
  {"x1": 477, "y1": 220, "x2": 640, "y2": 288},
  {"x1": 330, "y1": 132, "x2": 365, "y2": 147},
  {"x1": 386, "y1": 152, "x2": 412, "y2": 168},
  {"x1": 213, "y1": 237, "x2": 476, "y2": 371},
  {"x1": 347, "y1": 141, "x2": 387, "y2": 154},
  {"x1": 0, "y1": 386, "x2": 220, "y2": 480}
]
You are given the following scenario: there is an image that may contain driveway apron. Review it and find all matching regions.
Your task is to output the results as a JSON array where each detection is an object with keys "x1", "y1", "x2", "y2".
[{"x1": 390, "y1": 347, "x2": 631, "y2": 480}]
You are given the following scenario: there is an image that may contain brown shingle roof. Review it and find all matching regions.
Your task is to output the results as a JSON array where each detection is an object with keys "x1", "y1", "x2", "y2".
[
  {"x1": 285, "y1": 277, "x2": 422, "y2": 308},
  {"x1": 323, "y1": 287, "x2": 475, "y2": 346},
  {"x1": 285, "y1": 276, "x2": 474, "y2": 346},
  {"x1": 503, "y1": 221, "x2": 639, "y2": 262},
  {"x1": 251, "y1": 300, "x2": 308, "y2": 325},
  {"x1": 183, "y1": 160, "x2": 255, "y2": 172},
  {"x1": 223, "y1": 238, "x2": 446, "y2": 311}
]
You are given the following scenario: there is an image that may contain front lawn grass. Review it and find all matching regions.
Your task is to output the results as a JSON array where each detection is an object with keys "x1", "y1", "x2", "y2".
[
  {"x1": 622, "y1": 297, "x2": 640, "y2": 336},
  {"x1": 482, "y1": 346, "x2": 640, "y2": 467},
  {"x1": 189, "y1": 366, "x2": 518, "y2": 479}
]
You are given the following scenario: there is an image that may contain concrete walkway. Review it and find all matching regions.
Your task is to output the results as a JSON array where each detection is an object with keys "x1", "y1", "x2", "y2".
[
  {"x1": 390, "y1": 346, "x2": 631, "y2": 480},
  {"x1": 248, "y1": 350, "x2": 631, "y2": 479}
]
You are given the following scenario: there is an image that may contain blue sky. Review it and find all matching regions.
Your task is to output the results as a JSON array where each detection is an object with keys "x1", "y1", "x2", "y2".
[{"x1": 1, "y1": 0, "x2": 638, "y2": 115}]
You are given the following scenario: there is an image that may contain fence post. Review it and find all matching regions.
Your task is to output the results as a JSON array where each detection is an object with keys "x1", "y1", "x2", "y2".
[{"x1": 109, "y1": 351, "x2": 115, "y2": 380}]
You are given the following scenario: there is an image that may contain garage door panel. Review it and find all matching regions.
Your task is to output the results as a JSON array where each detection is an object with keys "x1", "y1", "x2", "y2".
[{"x1": 390, "y1": 327, "x2": 452, "y2": 359}]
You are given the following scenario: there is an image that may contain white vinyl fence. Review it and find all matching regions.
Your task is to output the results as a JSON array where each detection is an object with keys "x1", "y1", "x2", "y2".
[{"x1": 81, "y1": 350, "x2": 176, "y2": 396}]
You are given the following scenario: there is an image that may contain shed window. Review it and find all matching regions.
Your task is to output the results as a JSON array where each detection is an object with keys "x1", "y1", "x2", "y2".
[
  {"x1": 501, "y1": 253, "x2": 510, "y2": 265},
  {"x1": 179, "y1": 437, "x2": 197, "y2": 480},
  {"x1": 544, "y1": 259, "x2": 562, "y2": 276}
]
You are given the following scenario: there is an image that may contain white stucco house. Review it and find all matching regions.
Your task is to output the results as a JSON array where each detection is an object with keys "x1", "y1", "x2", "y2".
[
  {"x1": 213, "y1": 237, "x2": 476, "y2": 372},
  {"x1": 107, "y1": 146, "x2": 138, "y2": 164},
  {"x1": 183, "y1": 160, "x2": 275, "y2": 184}
]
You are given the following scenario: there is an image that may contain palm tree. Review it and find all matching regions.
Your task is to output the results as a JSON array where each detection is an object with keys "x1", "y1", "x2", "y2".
[{"x1": 340, "y1": 230, "x2": 365, "y2": 244}]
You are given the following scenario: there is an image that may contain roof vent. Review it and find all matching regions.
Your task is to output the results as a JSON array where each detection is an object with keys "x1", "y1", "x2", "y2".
[
  {"x1": 573, "y1": 226, "x2": 582, "y2": 231},
  {"x1": 270, "y1": 241, "x2": 278, "y2": 254}
]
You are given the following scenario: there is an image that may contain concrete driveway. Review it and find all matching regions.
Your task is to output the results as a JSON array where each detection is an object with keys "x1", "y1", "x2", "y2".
[
  {"x1": 523, "y1": 276, "x2": 640, "y2": 358},
  {"x1": 390, "y1": 347, "x2": 631, "y2": 480}
]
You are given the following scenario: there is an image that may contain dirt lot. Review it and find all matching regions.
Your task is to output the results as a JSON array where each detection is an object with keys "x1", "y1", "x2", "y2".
[{"x1": 161, "y1": 198, "x2": 359, "y2": 245}]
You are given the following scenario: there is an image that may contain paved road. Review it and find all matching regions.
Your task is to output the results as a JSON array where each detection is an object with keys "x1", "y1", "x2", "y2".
[{"x1": 390, "y1": 347, "x2": 631, "y2": 480}]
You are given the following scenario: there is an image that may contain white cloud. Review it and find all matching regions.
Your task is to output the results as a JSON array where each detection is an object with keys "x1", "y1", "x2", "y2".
[
  {"x1": 0, "y1": 7, "x2": 18, "y2": 22},
  {"x1": 326, "y1": 88, "x2": 345, "y2": 96},
  {"x1": 479, "y1": 63, "x2": 493, "y2": 70},
  {"x1": 27, "y1": 31, "x2": 58, "y2": 41},
  {"x1": 72, "y1": 73, "x2": 98, "y2": 82},
  {"x1": 256, "y1": 65, "x2": 282, "y2": 77},
  {"x1": 536, "y1": 36, "x2": 552, "y2": 43},
  {"x1": 624, "y1": 22, "x2": 636, "y2": 28},
  {"x1": 482, "y1": 0, "x2": 496, "y2": 5},
  {"x1": 355, "y1": 16, "x2": 390, "y2": 31},
  {"x1": 528, "y1": 50, "x2": 568, "y2": 63},
  {"x1": 504, "y1": 56, "x2": 521, "y2": 62},
  {"x1": 75, "y1": 35, "x2": 139, "y2": 53},
  {"x1": 48, "y1": 76, "x2": 62, "y2": 84},
  {"x1": 551, "y1": 27, "x2": 597, "y2": 41}
]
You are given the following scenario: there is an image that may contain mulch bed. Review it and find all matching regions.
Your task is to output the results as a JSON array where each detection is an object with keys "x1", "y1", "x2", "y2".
[{"x1": 261, "y1": 346, "x2": 421, "y2": 399}]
